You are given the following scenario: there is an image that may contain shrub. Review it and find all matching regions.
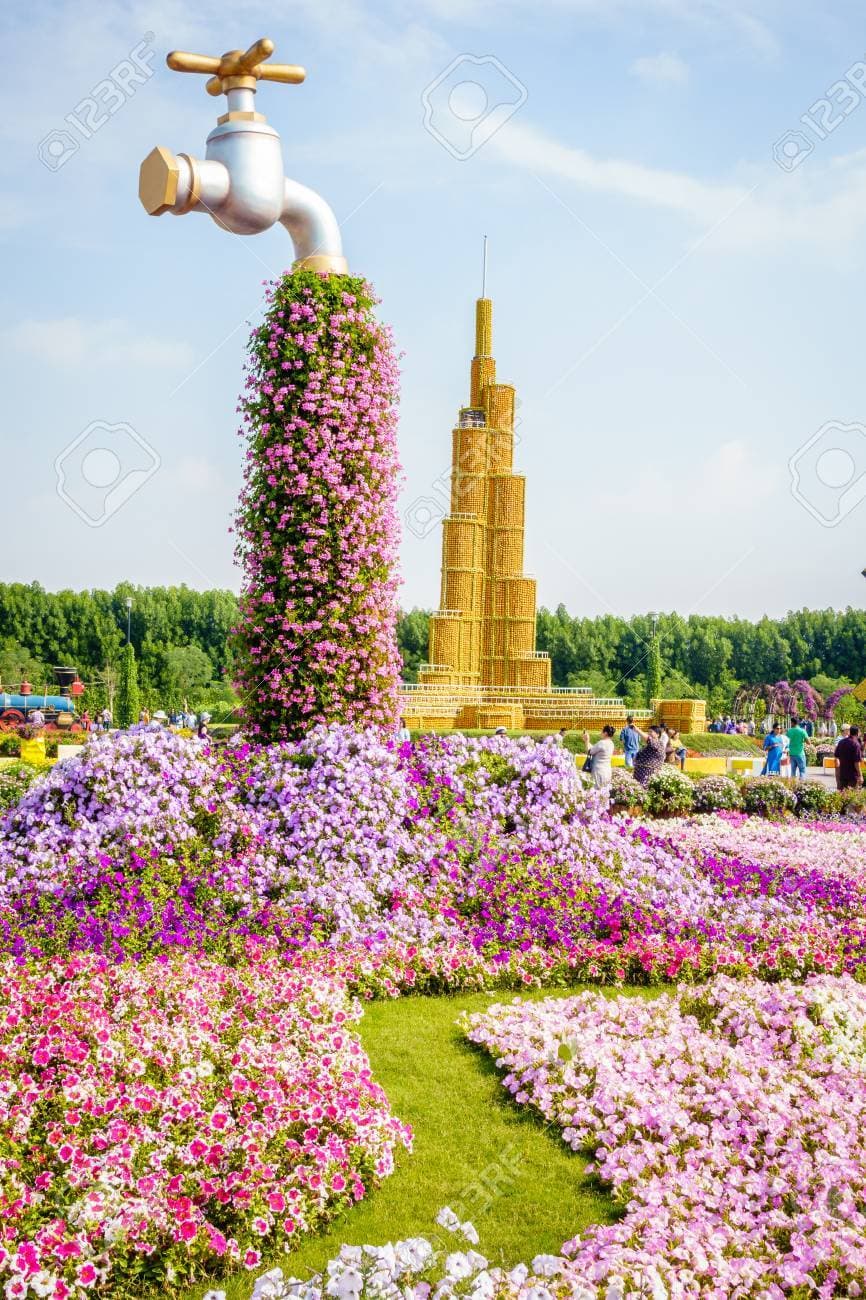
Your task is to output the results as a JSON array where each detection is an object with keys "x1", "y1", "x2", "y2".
[
  {"x1": 233, "y1": 271, "x2": 402, "y2": 741},
  {"x1": 693, "y1": 774, "x2": 744, "y2": 813},
  {"x1": 794, "y1": 781, "x2": 841, "y2": 818},
  {"x1": 0, "y1": 761, "x2": 43, "y2": 812},
  {"x1": 609, "y1": 767, "x2": 646, "y2": 809},
  {"x1": 645, "y1": 767, "x2": 696, "y2": 817},
  {"x1": 839, "y1": 786, "x2": 866, "y2": 817},
  {"x1": 741, "y1": 776, "x2": 796, "y2": 818}
]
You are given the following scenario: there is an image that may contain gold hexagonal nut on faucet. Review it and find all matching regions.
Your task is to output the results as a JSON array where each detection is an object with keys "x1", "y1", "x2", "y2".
[{"x1": 139, "y1": 145, "x2": 180, "y2": 215}]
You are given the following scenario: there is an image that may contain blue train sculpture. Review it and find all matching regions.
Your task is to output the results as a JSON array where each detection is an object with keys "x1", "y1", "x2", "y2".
[{"x1": 0, "y1": 666, "x2": 83, "y2": 732}]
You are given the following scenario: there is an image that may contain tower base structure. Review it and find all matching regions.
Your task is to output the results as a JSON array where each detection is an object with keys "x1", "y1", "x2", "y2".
[
  {"x1": 399, "y1": 293, "x2": 706, "y2": 736},
  {"x1": 398, "y1": 684, "x2": 705, "y2": 736}
]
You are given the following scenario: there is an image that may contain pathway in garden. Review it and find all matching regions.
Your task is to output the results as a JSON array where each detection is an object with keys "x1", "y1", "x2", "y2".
[{"x1": 185, "y1": 986, "x2": 657, "y2": 1300}]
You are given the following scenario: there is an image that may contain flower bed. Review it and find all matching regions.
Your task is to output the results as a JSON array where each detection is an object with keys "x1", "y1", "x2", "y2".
[
  {"x1": 467, "y1": 975, "x2": 866, "y2": 1295},
  {"x1": 0, "y1": 954, "x2": 410, "y2": 1297},
  {"x1": 4, "y1": 727, "x2": 866, "y2": 989},
  {"x1": 245, "y1": 1208, "x2": 600, "y2": 1300}
]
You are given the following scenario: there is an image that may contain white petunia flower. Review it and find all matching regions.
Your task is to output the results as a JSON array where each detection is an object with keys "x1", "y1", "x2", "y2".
[
  {"x1": 327, "y1": 1267, "x2": 364, "y2": 1300},
  {"x1": 530, "y1": 1257, "x2": 561, "y2": 1278},
  {"x1": 436, "y1": 1208, "x2": 461, "y2": 1233},
  {"x1": 445, "y1": 1253, "x2": 473, "y2": 1281}
]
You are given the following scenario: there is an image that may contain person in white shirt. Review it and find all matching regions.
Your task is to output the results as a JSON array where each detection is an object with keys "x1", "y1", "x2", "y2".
[
  {"x1": 396, "y1": 717, "x2": 411, "y2": 744},
  {"x1": 582, "y1": 725, "x2": 615, "y2": 790}
]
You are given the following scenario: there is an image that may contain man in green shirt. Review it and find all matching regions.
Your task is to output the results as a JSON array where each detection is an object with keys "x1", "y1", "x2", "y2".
[{"x1": 786, "y1": 717, "x2": 809, "y2": 780}]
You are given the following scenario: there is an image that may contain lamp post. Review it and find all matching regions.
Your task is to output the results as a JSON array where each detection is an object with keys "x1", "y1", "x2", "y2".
[{"x1": 125, "y1": 597, "x2": 132, "y2": 646}]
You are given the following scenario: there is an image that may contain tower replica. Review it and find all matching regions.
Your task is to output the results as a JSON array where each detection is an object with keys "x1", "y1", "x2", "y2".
[
  {"x1": 421, "y1": 295, "x2": 551, "y2": 698},
  {"x1": 400, "y1": 294, "x2": 706, "y2": 735}
]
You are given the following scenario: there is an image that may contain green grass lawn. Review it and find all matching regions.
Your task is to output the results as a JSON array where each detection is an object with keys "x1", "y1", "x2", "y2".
[{"x1": 180, "y1": 985, "x2": 659, "y2": 1299}]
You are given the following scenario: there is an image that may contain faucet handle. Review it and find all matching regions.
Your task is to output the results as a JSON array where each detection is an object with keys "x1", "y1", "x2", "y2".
[{"x1": 166, "y1": 37, "x2": 306, "y2": 98}]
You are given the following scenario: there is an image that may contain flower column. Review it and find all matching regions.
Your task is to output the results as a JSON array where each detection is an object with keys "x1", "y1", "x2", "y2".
[{"x1": 233, "y1": 270, "x2": 402, "y2": 741}]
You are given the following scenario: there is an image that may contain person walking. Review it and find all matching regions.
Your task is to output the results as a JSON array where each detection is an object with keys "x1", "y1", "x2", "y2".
[
  {"x1": 835, "y1": 725, "x2": 864, "y2": 790},
  {"x1": 582, "y1": 725, "x2": 615, "y2": 791},
  {"x1": 786, "y1": 716, "x2": 809, "y2": 781},
  {"x1": 633, "y1": 727, "x2": 667, "y2": 786},
  {"x1": 28, "y1": 706, "x2": 45, "y2": 731},
  {"x1": 619, "y1": 716, "x2": 643, "y2": 769},
  {"x1": 80, "y1": 709, "x2": 92, "y2": 734},
  {"x1": 762, "y1": 723, "x2": 785, "y2": 775}
]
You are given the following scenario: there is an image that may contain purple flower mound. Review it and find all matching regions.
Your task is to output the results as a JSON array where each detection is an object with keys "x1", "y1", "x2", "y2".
[
  {"x1": 4, "y1": 726, "x2": 866, "y2": 992},
  {"x1": 232, "y1": 271, "x2": 403, "y2": 741},
  {"x1": 0, "y1": 725, "x2": 217, "y2": 902}
]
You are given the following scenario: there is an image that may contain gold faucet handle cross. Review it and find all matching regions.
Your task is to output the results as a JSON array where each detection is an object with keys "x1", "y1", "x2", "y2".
[{"x1": 166, "y1": 37, "x2": 306, "y2": 97}]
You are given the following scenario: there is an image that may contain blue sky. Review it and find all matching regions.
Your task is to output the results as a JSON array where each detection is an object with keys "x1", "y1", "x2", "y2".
[{"x1": 3, "y1": 0, "x2": 866, "y2": 620}]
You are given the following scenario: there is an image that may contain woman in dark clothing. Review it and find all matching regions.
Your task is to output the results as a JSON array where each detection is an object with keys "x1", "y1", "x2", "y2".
[
  {"x1": 633, "y1": 727, "x2": 667, "y2": 786},
  {"x1": 835, "y1": 725, "x2": 864, "y2": 790}
]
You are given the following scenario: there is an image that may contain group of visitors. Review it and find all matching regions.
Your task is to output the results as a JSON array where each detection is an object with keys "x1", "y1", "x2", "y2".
[
  {"x1": 709, "y1": 716, "x2": 756, "y2": 735},
  {"x1": 761, "y1": 717, "x2": 809, "y2": 779},
  {"x1": 580, "y1": 717, "x2": 686, "y2": 791},
  {"x1": 76, "y1": 705, "x2": 211, "y2": 740},
  {"x1": 67, "y1": 707, "x2": 112, "y2": 733}
]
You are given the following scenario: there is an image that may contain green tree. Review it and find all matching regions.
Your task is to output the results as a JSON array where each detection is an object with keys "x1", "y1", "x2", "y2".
[
  {"x1": 0, "y1": 640, "x2": 49, "y2": 693},
  {"x1": 116, "y1": 643, "x2": 140, "y2": 728},
  {"x1": 159, "y1": 645, "x2": 214, "y2": 709},
  {"x1": 646, "y1": 626, "x2": 662, "y2": 706},
  {"x1": 396, "y1": 609, "x2": 431, "y2": 682}
]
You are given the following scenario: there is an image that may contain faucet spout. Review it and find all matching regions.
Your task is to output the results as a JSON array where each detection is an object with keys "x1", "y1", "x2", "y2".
[{"x1": 281, "y1": 178, "x2": 347, "y2": 273}]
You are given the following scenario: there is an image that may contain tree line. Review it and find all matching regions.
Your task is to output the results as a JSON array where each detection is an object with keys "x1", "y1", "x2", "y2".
[
  {"x1": 0, "y1": 583, "x2": 237, "y2": 713},
  {"x1": 398, "y1": 605, "x2": 866, "y2": 716},
  {"x1": 2, "y1": 585, "x2": 865, "y2": 718}
]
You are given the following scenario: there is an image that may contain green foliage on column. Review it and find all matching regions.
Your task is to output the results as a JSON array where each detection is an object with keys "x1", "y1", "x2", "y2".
[{"x1": 116, "y1": 643, "x2": 140, "y2": 729}]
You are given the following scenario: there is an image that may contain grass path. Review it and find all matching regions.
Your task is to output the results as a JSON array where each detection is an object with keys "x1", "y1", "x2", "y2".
[{"x1": 184, "y1": 986, "x2": 657, "y2": 1299}]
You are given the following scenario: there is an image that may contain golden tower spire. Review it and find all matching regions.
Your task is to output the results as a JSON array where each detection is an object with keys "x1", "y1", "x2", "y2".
[{"x1": 420, "y1": 290, "x2": 551, "y2": 699}]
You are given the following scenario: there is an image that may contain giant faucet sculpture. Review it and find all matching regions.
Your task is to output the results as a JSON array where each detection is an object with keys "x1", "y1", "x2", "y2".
[{"x1": 138, "y1": 37, "x2": 347, "y2": 273}]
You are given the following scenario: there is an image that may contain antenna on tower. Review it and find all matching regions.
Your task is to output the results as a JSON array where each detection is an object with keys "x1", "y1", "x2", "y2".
[{"x1": 481, "y1": 235, "x2": 488, "y2": 297}]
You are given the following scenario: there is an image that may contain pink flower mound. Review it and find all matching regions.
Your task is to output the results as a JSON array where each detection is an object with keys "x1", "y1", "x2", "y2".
[
  {"x1": 0, "y1": 954, "x2": 410, "y2": 1296},
  {"x1": 233, "y1": 271, "x2": 403, "y2": 741},
  {"x1": 468, "y1": 976, "x2": 866, "y2": 1295}
]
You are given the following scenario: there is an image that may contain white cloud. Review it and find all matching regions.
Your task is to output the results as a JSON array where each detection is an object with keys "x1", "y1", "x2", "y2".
[
  {"x1": 6, "y1": 317, "x2": 195, "y2": 370},
  {"x1": 630, "y1": 51, "x2": 690, "y2": 85},
  {"x1": 492, "y1": 118, "x2": 744, "y2": 226},
  {"x1": 491, "y1": 118, "x2": 866, "y2": 255}
]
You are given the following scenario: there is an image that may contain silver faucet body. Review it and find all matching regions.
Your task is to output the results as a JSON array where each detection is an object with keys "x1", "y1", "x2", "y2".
[{"x1": 139, "y1": 47, "x2": 347, "y2": 274}]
